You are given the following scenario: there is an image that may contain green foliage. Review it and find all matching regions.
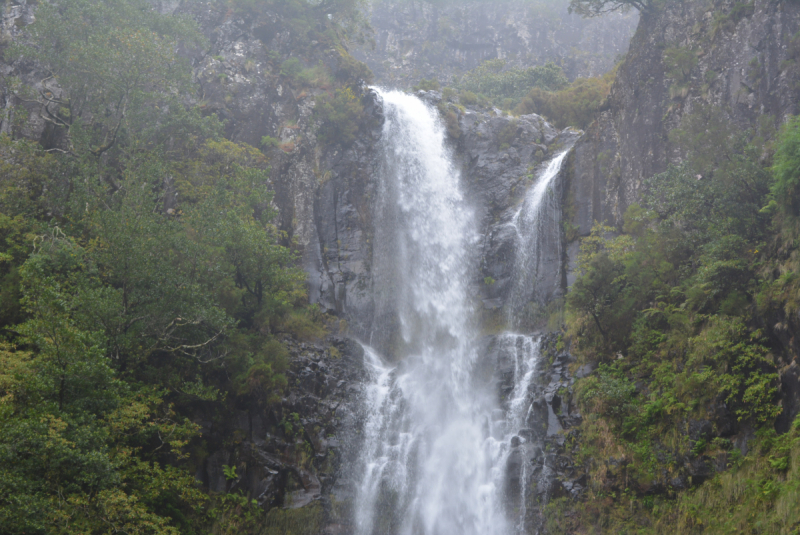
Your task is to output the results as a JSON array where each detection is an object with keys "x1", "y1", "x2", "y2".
[
  {"x1": 771, "y1": 114, "x2": 800, "y2": 219},
  {"x1": 222, "y1": 465, "x2": 238, "y2": 481},
  {"x1": 281, "y1": 59, "x2": 337, "y2": 89},
  {"x1": 281, "y1": 57, "x2": 305, "y2": 79},
  {"x1": 413, "y1": 78, "x2": 441, "y2": 91},
  {"x1": 261, "y1": 135, "x2": 280, "y2": 149},
  {"x1": 663, "y1": 47, "x2": 697, "y2": 82},
  {"x1": 0, "y1": 0, "x2": 332, "y2": 532},
  {"x1": 577, "y1": 362, "x2": 638, "y2": 422},
  {"x1": 664, "y1": 47, "x2": 698, "y2": 99},
  {"x1": 711, "y1": 2, "x2": 755, "y2": 39},
  {"x1": 546, "y1": 420, "x2": 800, "y2": 533},
  {"x1": 0, "y1": 134, "x2": 310, "y2": 533},
  {"x1": 515, "y1": 67, "x2": 616, "y2": 128},
  {"x1": 8, "y1": 0, "x2": 204, "y2": 156},
  {"x1": 314, "y1": 87, "x2": 365, "y2": 147},
  {"x1": 231, "y1": 0, "x2": 368, "y2": 46},
  {"x1": 456, "y1": 60, "x2": 568, "y2": 107},
  {"x1": 689, "y1": 318, "x2": 780, "y2": 423},
  {"x1": 209, "y1": 497, "x2": 322, "y2": 535},
  {"x1": 563, "y1": 105, "x2": 785, "y2": 523},
  {"x1": 458, "y1": 90, "x2": 480, "y2": 106},
  {"x1": 335, "y1": 49, "x2": 373, "y2": 86}
]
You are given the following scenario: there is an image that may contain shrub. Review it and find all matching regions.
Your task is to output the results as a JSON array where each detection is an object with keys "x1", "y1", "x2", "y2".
[
  {"x1": 314, "y1": 87, "x2": 365, "y2": 147},
  {"x1": 280, "y1": 57, "x2": 304, "y2": 80},
  {"x1": 413, "y1": 78, "x2": 441, "y2": 91},
  {"x1": 336, "y1": 50, "x2": 373, "y2": 86},
  {"x1": 459, "y1": 90, "x2": 479, "y2": 106},
  {"x1": 457, "y1": 60, "x2": 568, "y2": 106},
  {"x1": 515, "y1": 69, "x2": 614, "y2": 128}
]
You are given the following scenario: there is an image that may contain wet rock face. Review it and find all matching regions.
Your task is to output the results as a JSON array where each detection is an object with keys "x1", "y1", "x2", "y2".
[
  {"x1": 306, "y1": 101, "x2": 384, "y2": 339},
  {"x1": 567, "y1": 0, "x2": 800, "y2": 234},
  {"x1": 480, "y1": 332, "x2": 583, "y2": 533},
  {"x1": 353, "y1": 0, "x2": 638, "y2": 88},
  {"x1": 454, "y1": 108, "x2": 578, "y2": 312}
]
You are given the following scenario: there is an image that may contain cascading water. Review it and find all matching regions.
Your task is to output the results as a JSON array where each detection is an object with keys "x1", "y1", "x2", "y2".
[
  {"x1": 354, "y1": 90, "x2": 572, "y2": 535},
  {"x1": 507, "y1": 150, "x2": 571, "y2": 327},
  {"x1": 356, "y1": 89, "x2": 505, "y2": 535}
]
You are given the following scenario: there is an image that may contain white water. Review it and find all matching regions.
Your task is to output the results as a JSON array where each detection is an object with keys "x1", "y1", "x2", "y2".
[
  {"x1": 355, "y1": 90, "x2": 556, "y2": 535},
  {"x1": 507, "y1": 150, "x2": 570, "y2": 327}
]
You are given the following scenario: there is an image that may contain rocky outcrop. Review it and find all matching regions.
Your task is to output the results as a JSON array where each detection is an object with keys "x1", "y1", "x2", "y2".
[
  {"x1": 452, "y1": 104, "x2": 579, "y2": 313},
  {"x1": 195, "y1": 334, "x2": 367, "y2": 530},
  {"x1": 305, "y1": 88, "x2": 581, "y2": 340},
  {"x1": 567, "y1": 0, "x2": 800, "y2": 233},
  {"x1": 354, "y1": 0, "x2": 638, "y2": 88}
]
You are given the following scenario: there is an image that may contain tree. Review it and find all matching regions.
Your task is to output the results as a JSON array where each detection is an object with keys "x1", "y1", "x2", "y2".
[
  {"x1": 8, "y1": 0, "x2": 204, "y2": 156},
  {"x1": 568, "y1": 0, "x2": 656, "y2": 17}
]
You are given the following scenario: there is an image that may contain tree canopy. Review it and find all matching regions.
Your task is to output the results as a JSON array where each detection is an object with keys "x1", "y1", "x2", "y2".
[{"x1": 0, "y1": 0, "x2": 331, "y2": 532}]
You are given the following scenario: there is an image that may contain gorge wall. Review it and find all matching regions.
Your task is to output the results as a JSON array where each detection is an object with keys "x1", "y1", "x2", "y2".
[
  {"x1": 569, "y1": 0, "x2": 800, "y2": 234},
  {"x1": 353, "y1": 0, "x2": 638, "y2": 88}
]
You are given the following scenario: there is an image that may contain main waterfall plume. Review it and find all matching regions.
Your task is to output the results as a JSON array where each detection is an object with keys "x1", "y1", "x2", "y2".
[{"x1": 355, "y1": 89, "x2": 507, "y2": 535}]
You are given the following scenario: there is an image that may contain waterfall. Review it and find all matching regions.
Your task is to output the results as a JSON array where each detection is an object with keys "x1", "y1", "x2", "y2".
[
  {"x1": 507, "y1": 150, "x2": 570, "y2": 328},
  {"x1": 354, "y1": 89, "x2": 567, "y2": 534},
  {"x1": 356, "y1": 89, "x2": 505, "y2": 535}
]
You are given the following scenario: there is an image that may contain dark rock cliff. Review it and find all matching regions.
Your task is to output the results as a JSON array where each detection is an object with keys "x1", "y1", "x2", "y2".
[
  {"x1": 353, "y1": 0, "x2": 638, "y2": 88},
  {"x1": 567, "y1": 0, "x2": 800, "y2": 235}
]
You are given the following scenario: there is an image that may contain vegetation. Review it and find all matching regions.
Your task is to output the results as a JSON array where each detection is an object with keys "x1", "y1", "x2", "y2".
[
  {"x1": 552, "y1": 95, "x2": 800, "y2": 531},
  {"x1": 0, "y1": 0, "x2": 360, "y2": 532},
  {"x1": 663, "y1": 46, "x2": 698, "y2": 99},
  {"x1": 515, "y1": 67, "x2": 616, "y2": 128},
  {"x1": 232, "y1": 0, "x2": 369, "y2": 46},
  {"x1": 427, "y1": 58, "x2": 612, "y2": 129},
  {"x1": 455, "y1": 59, "x2": 568, "y2": 106},
  {"x1": 314, "y1": 86, "x2": 367, "y2": 147}
]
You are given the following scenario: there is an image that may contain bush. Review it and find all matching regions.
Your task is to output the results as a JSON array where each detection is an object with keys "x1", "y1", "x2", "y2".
[
  {"x1": 459, "y1": 90, "x2": 479, "y2": 106},
  {"x1": 515, "y1": 69, "x2": 615, "y2": 128},
  {"x1": 336, "y1": 50, "x2": 373, "y2": 86},
  {"x1": 280, "y1": 57, "x2": 304, "y2": 80},
  {"x1": 456, "y1": 59, "x2": 568, "y2": 106},
  {"x1": 314, "y1": 87, "x2": 365, "y2": 147},
  {"x1": 413, "y1": 78, "x2": 441, "y2": 91}
]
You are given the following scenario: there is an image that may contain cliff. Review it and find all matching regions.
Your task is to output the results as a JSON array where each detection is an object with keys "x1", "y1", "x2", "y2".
[
  {"x1": 353, "y1": 0, "x2": 638, "y2": 88},
  {"x1": 569, "y1": 0, "x2": 800, "y2": 234}
]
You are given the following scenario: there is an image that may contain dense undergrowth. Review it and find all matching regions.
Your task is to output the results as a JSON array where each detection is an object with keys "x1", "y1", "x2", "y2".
[
  {"x1": 0, "y1": 0, "x2": 366, "y2": 533},
  {"x1": 550, "y1": 99, "x2": 800, "y2": 532}
]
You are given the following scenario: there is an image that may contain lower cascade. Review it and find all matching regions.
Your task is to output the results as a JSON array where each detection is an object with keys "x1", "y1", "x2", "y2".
[{"x1": 354, "y1": 89, "x2": 564, "y2": 535}]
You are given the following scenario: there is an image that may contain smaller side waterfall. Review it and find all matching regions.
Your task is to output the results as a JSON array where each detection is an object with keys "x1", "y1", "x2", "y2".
[
  {"x1": 507, "y1": 150, "x2": 571, "y2": 327},
  {"x1": 355, "y1": 346, "x2": 413, "y2": 533},
  {"x1": 488, "y1": 333, "x2": 543, "y2": 531}
]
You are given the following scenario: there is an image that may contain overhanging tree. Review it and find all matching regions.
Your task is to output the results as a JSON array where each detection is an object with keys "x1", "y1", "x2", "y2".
[{"x1": 568, "y1": 0, "x2": 656, "y2": 16}]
